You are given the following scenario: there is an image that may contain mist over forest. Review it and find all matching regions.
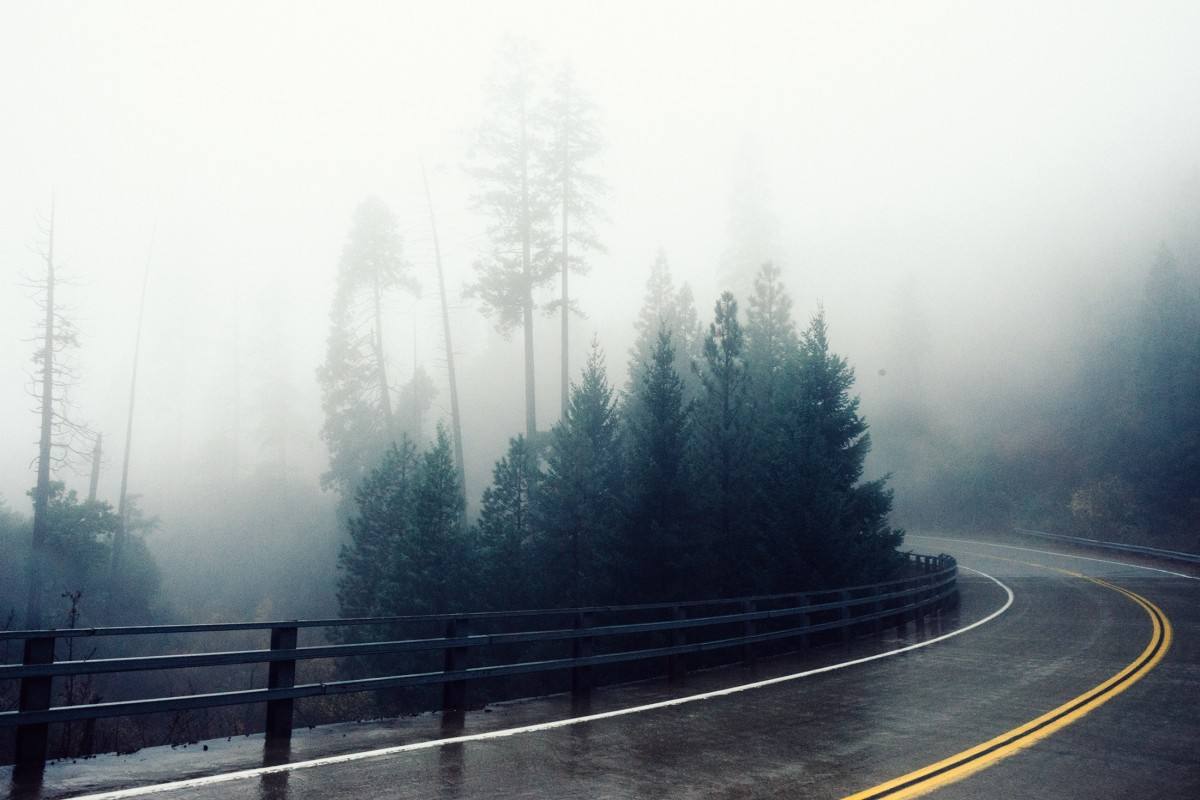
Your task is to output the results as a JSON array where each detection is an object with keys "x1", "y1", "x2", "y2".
[{"x1": 2, "y1": 0, "x2": 1199, "y2": 642}]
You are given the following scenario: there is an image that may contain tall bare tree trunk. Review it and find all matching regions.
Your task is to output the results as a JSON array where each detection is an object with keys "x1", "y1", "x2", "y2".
[
  {"x1": 87, "y1": 434, "x2": 103, "y2": 503},
  {"x1": 232, "y1": 300, "x2": 240, "y2": 481},
  {"x1": 520, "y1": 96, "x2": 537, "y2": 439},
  {"x1": 421, "y1": 163, "x2": 467, "y2": 505},
  {"x1": 25, "y1": 201, "x2": 56, "y2": 628},
  {"x1": 112, "y1": 230, "x2": 154, "y2": 600},
  {"x1": 560, "y1": 133, "x2": 570, "y2": 418}
]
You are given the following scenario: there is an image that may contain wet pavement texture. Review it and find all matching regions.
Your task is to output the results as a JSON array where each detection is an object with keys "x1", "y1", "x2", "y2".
[{"x1": 4, "y1": 532, "x2": 1198, "y2": 799}]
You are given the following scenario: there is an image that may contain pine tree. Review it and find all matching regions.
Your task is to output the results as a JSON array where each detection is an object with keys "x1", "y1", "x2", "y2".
[
  {"x1": 785, "y1": 308, "x2": 902, "y2": 584},
  {"x1": 336, "y1": 440, "x2": 419, "y2": 620},
  {"x1": 622, "y1": 328, "x2": 693, "y2": 600},
  {"x1": 318, "y1": 197, "x2": 418, "y2": 500},
  {"x1": 692, "y1": 292, "x2": 757, "y2": 595},
  {"x1": 475, "y1": 435, "x2": 541, "y2": 608},
  {"x1": 536, "y1": 342, "x2": 622, "y2": 605},
  {"x1": 399, "y1": 426, "x2": 468, "y2": 614},
  {"x1": 466, "y1": 38, "x2": 557, "y2": 439},
  {"x1": 543, "y1": 62, "x2": 607, "y2": 418},
  {"x1": 628, "y1": 250, "x2": 704, "y2": 401},
  {"x1": 745, "y1": 262, "x2": 799, "y2": 402},
  {"x1": 744, "y1": 263, "x2": 802, "y2": 579}
]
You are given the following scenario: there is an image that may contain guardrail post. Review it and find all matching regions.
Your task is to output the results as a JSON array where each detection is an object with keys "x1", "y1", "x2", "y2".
[
  {"x1": 571, "y1": 611, "x2": 594, "y2": 701},
  {"x1": 443, "y1": 617, "x2": 470, "y2": 713},
  {"x1": 838, "y1": 591, "x2": 853, "y2": 644},
  {"x1": 798, "y1": 594, "x2": 811, "y2": 649},
  {"x1": 667, "y1": 606, "x2": 687, "y2": 683},
  {"x1": 740, "y1": 599, "x2": 756, "y2": 668},
  {"x1": 264, "y1": 625, "x2": 298, "y2": 743},
  {"x1": 915, "y1": 576, "x2": 929, "y2": 634},
  {"x1": 14, "y1": 635, "x2": 55, "y2": 778}
]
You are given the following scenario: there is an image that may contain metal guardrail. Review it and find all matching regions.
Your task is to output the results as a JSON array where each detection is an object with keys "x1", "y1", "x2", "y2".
[
  {"x1": 1014, "y1": 528, "x2": 1200, "y2": 565},
  {"x1": 1, "y1": 552, "x2": 956, "y2": 774}
]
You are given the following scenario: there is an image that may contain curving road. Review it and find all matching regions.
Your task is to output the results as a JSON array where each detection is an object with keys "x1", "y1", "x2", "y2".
[{"x1": 9, "y1": 532, "x2": 1199, "y2": 799}]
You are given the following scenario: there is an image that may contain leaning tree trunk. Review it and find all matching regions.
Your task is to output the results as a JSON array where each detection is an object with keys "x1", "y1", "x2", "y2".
[
  {"x1": 112, "y1": 232, "x2": 153, "y2": 604},
  {"x1": 422, "y1": 163, "x2": 467, "y2": 507}
]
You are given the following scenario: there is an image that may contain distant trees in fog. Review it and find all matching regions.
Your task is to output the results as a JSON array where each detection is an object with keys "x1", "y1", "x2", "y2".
[
  {"x1": 336, "y1": 263, "x2": 904, "y2": 614},
  {"x1": 466, "y1": 38, "x2": 607, "y2": 439},
  {"x1": 318, "y1": 197, "x2": 428, "y2": 504},
  {"x1": 899, "y1": 242, "x2": 1200, "y2": 549}
]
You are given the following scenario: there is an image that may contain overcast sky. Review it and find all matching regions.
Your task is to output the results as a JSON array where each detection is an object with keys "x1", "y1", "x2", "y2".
[{"x1": 2, "y1": 1, "x2": 1198, "y2": 513}]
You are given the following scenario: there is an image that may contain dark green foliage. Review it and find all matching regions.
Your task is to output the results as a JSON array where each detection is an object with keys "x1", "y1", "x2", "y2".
[
  {"x1": 535, "y1": 342, "x2": 623, "y2": 605},
  {"x1": 475, "y1": 435, "x2": 541, "y2": 609},
  {"x1": 0, "y1": 485, "x2": 160, "y2": 627},
  {"x1": 337, "y1": 440, "x2": 419, "y2": 620},
  {"x1": 783, "y1": 309, "x2": 903, "y2": 584},
  {"x1": 337, "y1": 430, "x2": 468, "y2": 622},
  {"x1": 622, "y1": 328, "x2": 694, "y2": 600},
  {"x1": 337, "y1": 268, "x2": 904, "y2": 615},
  {"x1": 691, "y1": 292, "x2": 758, "y2": 595},
  {"x1": 407, "y1": 426, "x2": 469, "y2": 613}
]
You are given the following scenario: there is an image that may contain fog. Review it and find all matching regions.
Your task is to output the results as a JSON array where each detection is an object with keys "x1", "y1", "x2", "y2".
[{"x1": 3, "y1": 1, "x2": 1199, "y2": 622}]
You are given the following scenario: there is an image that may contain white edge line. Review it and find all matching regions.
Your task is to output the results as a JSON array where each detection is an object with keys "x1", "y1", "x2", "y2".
[
  {"x1": 65, "y1": 567, "x2": 1013, "y2": 800},
  {"x1": 909, "y1": 534, "x2": 1200, "y2": 580}
]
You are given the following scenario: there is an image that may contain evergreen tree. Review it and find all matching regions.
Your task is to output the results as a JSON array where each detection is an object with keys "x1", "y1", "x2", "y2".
[
  {"x1": 622, "y1": 328, "x2": 694, "y2": 600},
  {"x1": 466, "y1": 38, "x2": 557, "y2": 439},
  {"x1": 783, "y1": 308, "x2": 903, "y2": 584},
  {"x1": 319, "y1": 198, "x2": 418, "y2": 500},
  {"x1": 543, "y1": 62, "x2": 607, "y2": 417},
  {"x1": 536, "y1": 342, "x2": 622, "y2": 605},
  {"x1": 745, "y1": 262, "x2": 799, "y2": 402},
  {"x1": 1127, "y1": 245, "x2": 1200, "y2": 534},
  {"x1": 627, "y1": 250, "x2": 704, "y2": 401},
  {"x1": 475, "y1": 435, "x2": 541, "y2": 608},
  {"x1": 336, "y1": 440, "x2": 419, "y2": 620},
  {"x1": 744, "y1": 263, "x2": 803, "y2": 578},
  {"x1": 691, "y1": 292, "x2": 757, "y2": 595},
  {"x1": 400, "y1": 426, "x2": 468, "y2": 613},
  {"x1": 672, "y1": 283, "x2": 705, "y2": 400},
  {"x1": 15, "y1": 484, "x2": 160, "y2": 627}
]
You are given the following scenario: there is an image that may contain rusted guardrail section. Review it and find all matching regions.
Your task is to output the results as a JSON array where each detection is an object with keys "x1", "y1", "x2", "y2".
[{"x1": 0, "y1": 552, "x2": 956, "y2": 773}]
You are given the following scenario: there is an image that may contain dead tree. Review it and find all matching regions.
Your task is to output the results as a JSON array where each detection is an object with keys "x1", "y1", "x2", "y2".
[{"x1": 25, "y1": 201, "x2": 91, "y2": 627}]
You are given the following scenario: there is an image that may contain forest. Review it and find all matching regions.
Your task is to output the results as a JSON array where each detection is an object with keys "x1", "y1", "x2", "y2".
[{"x1": 2, "y1": 6, "x2": 1200, "y2": 763}]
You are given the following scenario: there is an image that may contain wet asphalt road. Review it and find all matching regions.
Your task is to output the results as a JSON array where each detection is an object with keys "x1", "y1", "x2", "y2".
[{"x1": 5, "y1": 532, "x2": 1199, "y2": 799}]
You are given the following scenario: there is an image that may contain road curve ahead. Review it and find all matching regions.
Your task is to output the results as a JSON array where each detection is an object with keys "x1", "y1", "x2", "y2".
[{"x1": 15, "y1": 534, "x2": 1200, "y2": 800}]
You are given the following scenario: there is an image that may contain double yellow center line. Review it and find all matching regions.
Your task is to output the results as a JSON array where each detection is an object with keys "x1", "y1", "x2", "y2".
[{"x1": 842, "y1": 564, "x2": 1173, "y2": 799}]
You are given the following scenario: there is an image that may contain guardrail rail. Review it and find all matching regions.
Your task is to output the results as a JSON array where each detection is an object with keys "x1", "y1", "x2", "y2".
[
  {"x1": 1, "y1": 552, "x2": 957, "y2": 775},
  {"x1": 1014, "y1": 527, "x2": 1200, "y2": 565}
]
